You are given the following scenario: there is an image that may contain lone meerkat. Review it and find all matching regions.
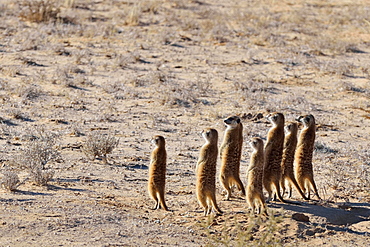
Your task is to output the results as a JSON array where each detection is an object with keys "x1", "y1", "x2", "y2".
[
  {"x1": 246, "y1": 137, "x2": 267, "y2": 215},
  {"x1": 280, "y1": 121, "x2": 308, "y2": 200},
  {"x1": 148, "y1": 135, "x2": 168, "y2": 211},
  {"x1": 294, "y1": 114, "x2": 321, "y2": 200},
  {"x1": 263, "y1": 112, "x2": 287, "y2": 203},
  {"x1": 196, "y1": 128, "x2": 223, "y2": 216},
  {"x1": 219, "y1": 115, "x2": 245, "y2": 200}
]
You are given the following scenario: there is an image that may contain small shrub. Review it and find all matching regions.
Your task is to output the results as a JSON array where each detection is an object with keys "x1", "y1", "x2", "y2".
[
  {"x1": 20, "y1": 137, "x2": 60, "y2": 170},
  {"x1": 82, "y1": 131, "x2": 119, "y2": 164},
  {"x1": 0, "y1": 171, "x2": 22, "y2": 192},
  {"x1": 16, "y1": 128, "x2": 61, "y2": 186},
  {"x1": 8, "y1": 108, "x2": 27, "y2": 120},
  {"x1": 16, "y1": 85, "x2": 42, "y2": 100},
  {"x1": 29, "y1": 167, "x2": 55, "y2": 186}
]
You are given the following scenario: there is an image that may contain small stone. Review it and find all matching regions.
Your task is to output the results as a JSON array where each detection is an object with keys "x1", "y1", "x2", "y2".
[
  {"x1": 292, "y1": 213, "x2": 310, "y2": 222},
  {"x1": 305, "y1": 230, "x2": 315, "y2": 236}
]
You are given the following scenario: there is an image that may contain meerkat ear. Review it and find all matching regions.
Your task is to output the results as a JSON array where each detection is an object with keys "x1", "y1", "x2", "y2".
[{"x1": 236, "y1": 118, "x2": 240, "y2": 123}]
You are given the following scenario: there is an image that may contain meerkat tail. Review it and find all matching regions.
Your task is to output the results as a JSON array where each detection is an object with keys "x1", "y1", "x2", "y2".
[{"x1": 209, "y1": 193, "x2": 223, "y2": 214}]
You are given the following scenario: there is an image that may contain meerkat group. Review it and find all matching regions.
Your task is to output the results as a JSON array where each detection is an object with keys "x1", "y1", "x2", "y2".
[{"x1": 147, "y1": 113, "x2": 320, "y2": 215}]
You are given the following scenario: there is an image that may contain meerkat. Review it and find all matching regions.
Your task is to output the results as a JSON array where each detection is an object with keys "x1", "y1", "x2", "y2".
[
  {"x1": 246, "y1": 137, "x2": 267, "y2": 215},
  {"x1": 263, "y1": 112, "x2": 287, "y2": 203},
  {"x1": 219, "y1": 115, "x2": 245, "y2": 200},
  {"x1": 280, "y1": 121, "x2": 308, "y2": 200},
  {"x1": 294, "y1": 114, "x2": 321, "y2": 200},
  {"x1": 148, "y1": 135, "x2": 168, "y2": 211},
  {"x1": 196, "y1": 128, "x2": 223, "y2": 216}
]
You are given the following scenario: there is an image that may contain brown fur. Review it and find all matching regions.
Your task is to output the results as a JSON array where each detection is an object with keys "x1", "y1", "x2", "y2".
[
  {"x1": 281, "y1": 122, "x2": 308, "y2": 200},
  {"x1": 263, "y1": 112, "x2": 286, "y2": 202},
  {"x1": 246, "y1": 137, "x2": 267, "y2": 215},
  {"x1": 148, "y1": 135, "x2": 168, "y2": 211},
  {"x1": 219, "y1": 116, "x2": 245, "y2": 200},
  {"x1": 196, "y1": 128, "x2": 223, "y2": 215},
  {"x1": 294, "y1": 114, "x2": 321, "y2": 200}
]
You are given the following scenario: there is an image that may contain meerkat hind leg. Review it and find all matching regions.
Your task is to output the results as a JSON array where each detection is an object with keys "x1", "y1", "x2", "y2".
[
  {"x1": 153, "y1": 197, "x2": 159, "y2": 210},
  {"x1": 289, "y1": 177, "x2": 308, "y2": 200},
  {"x1": 234, "y1": 176, "x2": 246, "y2": 196},
  {"x1": 274, "y1": 182, "x2": 287, "y2": 203},
  {"x1": 221, "y1": 177, "x2": 232, "y2": 200},
  {"x1": 204, "y1": 206, "x2": 210, "y2": 216},
  {"x1": 281, "y1": 179, "x2": 287, "y2": 198},
  {"x1": 157, "y1": 189, "x2": 168, "y2": 211},
  {"x1": 264, "y1": 179, "x2": 273, "y2": 202},
  {"x1": 309, "y1": 178, "x2": 321, "y2": 200},
  {"x1": 288, "y1": 183, "x2": 293, "y2": 198}
]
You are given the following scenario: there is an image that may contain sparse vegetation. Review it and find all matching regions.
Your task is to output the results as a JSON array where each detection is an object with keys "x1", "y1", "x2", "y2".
[
  {"x1": 0, "y1": 0, "x2": 369, "y2": 245},
  {"x1": 203, "y1": 212, "x2": 283, "y2": 247},
  {"x1": 18, "y1": 0, "x2": 61, "y2": 23},
  {"x1": 0, "y1": 171, "x2": 23, "y2": 192},
  {"x1": 82, "y1": 131, "x2": 119, "y2": 164},
  {"x1": 15, "y1": 128, "x2": 61, "y2": 186}
]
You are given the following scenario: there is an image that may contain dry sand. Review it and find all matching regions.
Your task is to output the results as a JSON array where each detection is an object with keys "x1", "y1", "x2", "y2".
[{"x1": 0, "y1": 0, "x2": 369, "y2": 246}]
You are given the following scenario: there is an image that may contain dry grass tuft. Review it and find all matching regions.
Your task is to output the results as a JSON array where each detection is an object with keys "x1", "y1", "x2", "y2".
[{"x1": 18, "y1": 0, "x2": 61, "y2": 23}]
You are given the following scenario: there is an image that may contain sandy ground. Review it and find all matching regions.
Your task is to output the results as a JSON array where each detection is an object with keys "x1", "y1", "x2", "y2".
[{"x1": 0, "y1": 0, "x2": 369, "y2": 246}]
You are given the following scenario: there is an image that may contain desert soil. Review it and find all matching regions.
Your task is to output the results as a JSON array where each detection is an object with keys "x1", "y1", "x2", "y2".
[{"x1": 0, "y1": 0, "x2": 369, "y2": 246}]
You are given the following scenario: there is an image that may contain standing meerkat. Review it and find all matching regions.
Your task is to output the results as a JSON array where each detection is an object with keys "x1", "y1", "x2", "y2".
[
  {"x1": 219, "y1": 115, "x2": 245, "y2": 200},
  {"x1": 263, "y1": 112, "x2": 287, "y2": 203},
  {"x1": 294, "y1": 114, "x2": 321, "y2": 200},
  {"x1": 280, "y1": 122, "x2": 308, "y2": 200},
  {"x1": 246, "y1": 137, "x2": 267, "y2": 215},
  {"x1": 148, "y1": 135, "x2": 168, "y2": 211},
  {"x1": 196, "y1": 128, "x2": 223, "y2": 216}
]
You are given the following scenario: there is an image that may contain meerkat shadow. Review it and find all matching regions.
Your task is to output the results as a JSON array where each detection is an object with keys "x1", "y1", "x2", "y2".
[{"x1": 270, "y1": 201, "x2": 370, "y2": 227}]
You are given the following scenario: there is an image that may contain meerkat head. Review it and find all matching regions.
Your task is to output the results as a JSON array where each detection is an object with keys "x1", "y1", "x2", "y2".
[
  {"x1": 296, "y1": 114, "x2": 315, "y2": 128},
  {"x1": 202, "y1": 128, "x2": 218, "y2": 144},
  {"x1": 223, "y1": 116, "x2": 241, "y2": 129},
  {"x1": 152, "y1": 135, "x2": 165, "y2": 147},
  {"x1": 266, "y1": 112, "x2": 284, "y2": 127},
  {"x1": 249, "y1": 137, "x2": 263, "y2": 151},
  {"x1": 284, "y1": 121, "x2": 298, "y2": 135}
]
